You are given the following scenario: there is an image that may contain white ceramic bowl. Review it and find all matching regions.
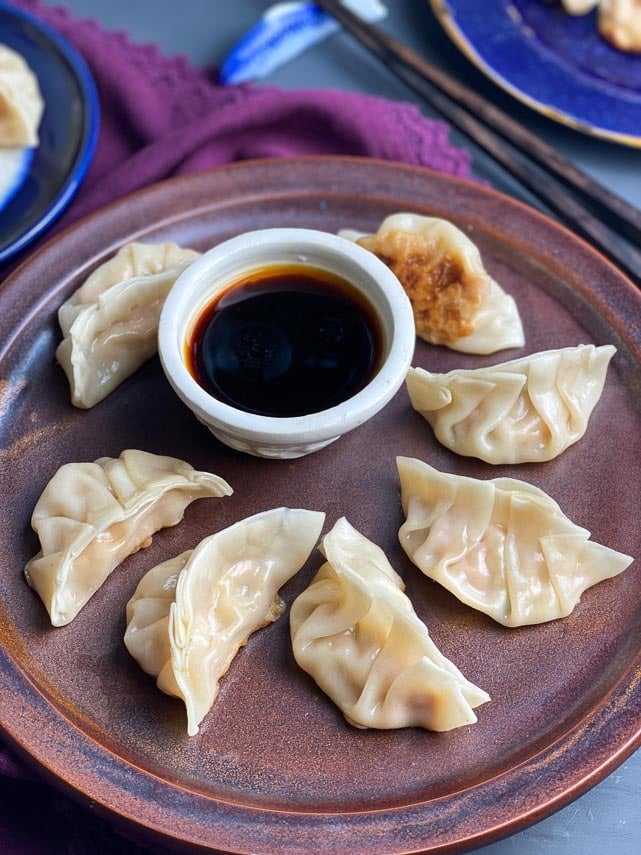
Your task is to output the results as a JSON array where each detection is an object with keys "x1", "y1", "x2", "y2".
[{"x1": 158, "y1": 228, "x2": 415, "y2": 458}]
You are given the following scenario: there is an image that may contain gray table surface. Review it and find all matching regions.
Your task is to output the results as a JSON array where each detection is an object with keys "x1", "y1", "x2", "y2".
[{"x1": 37, "y1": 2, "x2": 641, "y2": 854}]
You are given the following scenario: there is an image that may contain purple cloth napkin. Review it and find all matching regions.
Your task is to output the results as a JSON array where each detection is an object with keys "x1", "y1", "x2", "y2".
[{"x1": 2, "y1": 1, "x2": 473, "y2": 851}]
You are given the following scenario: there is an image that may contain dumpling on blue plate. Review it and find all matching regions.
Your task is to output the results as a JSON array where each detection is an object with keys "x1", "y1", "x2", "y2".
[
  {"x1": 0, "y1": 43, "x2": 44, "y2": 210},
  {"x1": 0, "y1": 43, "x2": 44, "y2": 147}
]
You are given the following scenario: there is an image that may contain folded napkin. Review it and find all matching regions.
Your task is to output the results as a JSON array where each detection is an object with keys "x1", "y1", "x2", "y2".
[{"x1": 2, "y1": 1, "x2": 473, "y2": 851}]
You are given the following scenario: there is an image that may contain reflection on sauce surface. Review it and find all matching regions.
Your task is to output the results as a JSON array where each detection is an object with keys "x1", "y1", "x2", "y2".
[{"x1": 185, "y1": 265, "x2": 383, "y2": 418}]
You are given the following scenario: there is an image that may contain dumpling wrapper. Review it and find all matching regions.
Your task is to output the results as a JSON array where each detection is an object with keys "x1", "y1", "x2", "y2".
[
  {"x1": 561, "y1": 0, "x2": 598, "y2": 12},
  {"x1": 598, "y1": 0, "x2": 641, "y2": 52},
  {"x1": 406, "y1": 344, "x2": 616, "y2": 464},
  {"x1": 56, "y1": 241, "x2": 200, "y2": 408},
  {"x1": 339, "y1": 213, "x2": 524, "y2": 355},
  {"x1": 560, "y1": 0, "x2": 641, "y2": 52},
  {"x1": 0, "y1": 44, "x2": 44, "y2": 147},
  {"x1": 125, "y1": 507, "x2": 325, "y2": 736},
  {"x1": 397, "y1": 457, "x2": 633, "y2": 627},
  {"x1": 290, "y1": 517, "x2": 490, "y2": 731},
  {"x1": 24, "y1": 449, "x2": 232, "y2": 627}
]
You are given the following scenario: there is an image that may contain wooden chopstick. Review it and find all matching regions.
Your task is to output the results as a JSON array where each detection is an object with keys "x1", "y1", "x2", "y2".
[{"x1": 316, "y1": 0, "x2": 641, "y2": 287}]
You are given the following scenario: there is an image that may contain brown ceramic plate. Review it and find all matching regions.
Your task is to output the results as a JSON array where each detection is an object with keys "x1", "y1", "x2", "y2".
[{"x1": 1, "y1": 157, "x2": 640, "y2": 854}]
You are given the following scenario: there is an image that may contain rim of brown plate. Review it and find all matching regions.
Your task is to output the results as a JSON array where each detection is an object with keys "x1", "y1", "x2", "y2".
[{"x1": 0, "y1": 155, "x2": 640, "y2": 855}]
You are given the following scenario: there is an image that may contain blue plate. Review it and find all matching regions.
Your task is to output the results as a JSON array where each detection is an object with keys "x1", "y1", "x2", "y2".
[
  {"x1": 0, "y1": 1, "x2": 99, "y2": 263},
  {"x1": 430, "y1": 0, "x2": 641, "y2": 146}
]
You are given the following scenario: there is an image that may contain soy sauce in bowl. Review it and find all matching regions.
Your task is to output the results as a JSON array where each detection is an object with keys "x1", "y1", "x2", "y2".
[
  {"x1": 160, "y1": 227, "x2": 415, "y2": 458},
  {"x1": 185, "y1": 264, "x2": 383, "y2": 418}
]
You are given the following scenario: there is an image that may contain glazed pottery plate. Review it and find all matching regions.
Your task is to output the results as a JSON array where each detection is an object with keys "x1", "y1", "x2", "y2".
[
  {"x1": 430, "y1": 0, "x2": 641, "y2": 146},
  {"x1": 0, "y1": 1, "x2": 99, "y2": 263},
  {"x1": 0, "y1": 157, "x2": 640, "y2": 854}
]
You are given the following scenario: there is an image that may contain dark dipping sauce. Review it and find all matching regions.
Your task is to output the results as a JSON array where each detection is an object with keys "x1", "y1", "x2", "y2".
[{"x1": 185, "y1": 265, "x2": 383, "y2": 418}]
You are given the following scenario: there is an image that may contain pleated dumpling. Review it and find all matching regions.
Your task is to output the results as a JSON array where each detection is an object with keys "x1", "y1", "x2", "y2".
[
  {"x1": 290, "y1": 517, "x2": 490, "y2": 731},
  {"x1": 125, "y1": 508, "x2": 325, "y2": 735},
  {"x1": 339, "y1": 213, "x2": 524, "y2": 354},
  {"x1": 0, "y1": 44, "x2": 44, "y2": 147},
  {"x1": 397, "y1": 457, "x2": 633, "y2": 627},
  {"x1": 56, "y1": 241, "x2": 200, "y2": 408},
  {"x1": 24, "y1": 449, "x2": 232, "y2": 627},
  {"x1": 406, "y1": 344, "x2": 616, "y2": 464}
]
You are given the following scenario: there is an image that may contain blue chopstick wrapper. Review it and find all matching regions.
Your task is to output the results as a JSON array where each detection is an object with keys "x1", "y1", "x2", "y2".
[{"x1": 219, "y1": 1, "x2": 387, "y2": 85}]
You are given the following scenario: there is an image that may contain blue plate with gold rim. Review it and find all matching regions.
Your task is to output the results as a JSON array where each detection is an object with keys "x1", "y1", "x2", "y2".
[
  {"x1": 430, "y1": 0, "x2": 641, "y2": 147},
  {"x1": 0, "y1": 1, "x2": 99, "y2": 264}
]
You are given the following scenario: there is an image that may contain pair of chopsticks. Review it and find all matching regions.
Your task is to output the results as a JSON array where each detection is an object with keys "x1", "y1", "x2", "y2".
[{"x1": 317, "y1": 0, "x2": 641, "y2": 288}]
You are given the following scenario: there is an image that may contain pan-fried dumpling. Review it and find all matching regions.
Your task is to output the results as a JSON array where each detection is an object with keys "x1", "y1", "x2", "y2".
[
  {"x1": 290, "y1": 517, "x2": 490, "y2": 731},
  {"x1": 125, "y1": 508, "x2": 325, "y2": 735},
  {"x1": 406, "y1": 344, "x2": 616, "y2": 464},
  {"x1": 24, "y1": 449, "x2": 232, "y2": 627},
  {"x1": 0, "y1": 44, "x2": 44, "y2": 147},
  {"x1": 397, "y1": 457, "x2": 633, "y2": 627},
  {"x1": 339, "y1": 213, "x2": 524, "y2": 354},
  {"x1": 56, "y1": 241, "x2": 200, "y2": 408}
]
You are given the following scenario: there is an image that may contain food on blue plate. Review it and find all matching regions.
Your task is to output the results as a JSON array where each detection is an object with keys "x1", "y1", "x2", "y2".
[
  {"x1": 559, "y1": 0, "x2": 641, "y2": 52},
  {"x1": 0, "y1": 43, "x2": 44, "y2": 209},
  {"x1": 290, "y1": 516, "x2": 490, "y2": 731},
  {"x1": 125, "y1": 508, "x2": 325, "y2": 736},
  {"x1": 406, "y1": 343, "x2": 616, "y2": 464},
  {"x1": 599, "y1": 0, "x2": 641, "y2": 51},
  {"x1": 339, "y1": 213, "x2": 524, "y2": 355},
  {"x1": 397, "y1": 457, "x2": 633, "y2": 628},
  {"x1": 24, "y1": 449, "x2": 232, "y2": 627},
  {"x1": 559, "y1": 0, "x2": 598, "y2": 12},
  {"x1": 56, "y1": 241, "x2": 200, "y2": 408},
  {"x1": 0, "y1": 43, "x2": 44, "y2": 147}
]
